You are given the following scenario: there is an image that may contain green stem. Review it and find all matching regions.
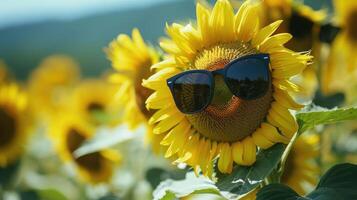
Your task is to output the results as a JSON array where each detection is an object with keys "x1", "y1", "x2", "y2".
[
  {"x1": 276, "y1": 132, "x2": 300, "y2": 181},
  {"x1": 264, "y1": 131, "x2": 300, "y2": 185}
]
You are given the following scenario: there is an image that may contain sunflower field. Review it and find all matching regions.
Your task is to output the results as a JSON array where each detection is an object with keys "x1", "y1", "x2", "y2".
[{"x1": 0, "y1": 0, "x2": 357, "y2": 199}]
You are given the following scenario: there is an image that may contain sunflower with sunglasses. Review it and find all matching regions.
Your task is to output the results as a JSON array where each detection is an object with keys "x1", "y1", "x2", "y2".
[{"x1": 143, "y1": 0, "x2": 311, "y2": 175}]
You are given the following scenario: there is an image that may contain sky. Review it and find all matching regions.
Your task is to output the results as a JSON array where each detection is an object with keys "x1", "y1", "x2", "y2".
[{"x1": 0, "y1": 0, "x2": 178, "y2": 28}]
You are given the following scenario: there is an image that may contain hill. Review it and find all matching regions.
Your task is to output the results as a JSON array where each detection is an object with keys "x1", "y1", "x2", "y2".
[{"x1": 0, "y1": 0, "x2": 195, "y2": 80}]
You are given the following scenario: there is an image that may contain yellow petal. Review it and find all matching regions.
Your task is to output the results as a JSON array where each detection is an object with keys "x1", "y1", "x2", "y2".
[
  {"x1": 209, "y1": 0, "x2": 235, "y2": 43},
  {"x1": 218, "y1": 143, "x2": 233, "y2": 173},
  {"x1": 234, "y1": 0, "x2": 249, "y2": 35},
  {"x1": 252, "y1": 20, "x2": 283, "y2": 47},
  {"x1": 259, "y1": 33, "x2": 292, "y2": 53},
  {"x1": 241, "y1": 137, "x2": 256, "y2": 166},
  {"x1": 160, "y1": 38, "x2": 181, "y2": 55},
  {"x1": 273, "y1": 88, "x2": 303, "y2": 110},
  {"x1": 145, "y1": 90, "x2": 172, "y2": 109},
  {"x1": 151, "y1": 58, "x2": 176, "y2": 70},
  {"x1": 149, "y1": 106, "x2": 179, "y2": 125},
  {"x1": 259, "y1": 123, "x2": 290, "y2": 144},
  {"x1": 197, "y1": 139, "x2": 211, "y2": 174},
  {"x1": 196, "y1": 2, "x2": 211, "y2": 46},
  {"x1": 252, "y1": 130, "x2": 275, "y2": 149},
  {"x1": 273, "y1": 79, "x2": 301, "y2": 92},
  {"x1": 185, "y1": 133, "x2": 201, "y2": 165},
  {"x1": 236, "y1": 4, "x2": 259, "y2": 42},
  {"x1": 163, "y1": 122, "x2": 191, "y2": 157},
  {"x1": 132, "y1": 28, "x2": 148, "y2": 55},
  {"x1": 232, "y1": 141, "x2": 244, "y2": 164},
  {"x1": 267, "y1": 102, "x2": 298, "y2": 138},
  {"x1": 153, "y1": 112, "x2": 185, "y2": 134}
]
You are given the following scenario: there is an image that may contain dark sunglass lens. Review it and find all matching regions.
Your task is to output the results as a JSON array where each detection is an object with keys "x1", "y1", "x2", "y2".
[
  {"x1": 225, "y1": 57, "x2": 270, "y2": 100},
  {"x1": 172, "y1": 72, "x2": 212, "y2": 113}
]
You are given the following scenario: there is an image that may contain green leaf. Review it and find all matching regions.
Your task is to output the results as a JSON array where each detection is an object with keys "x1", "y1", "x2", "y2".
[
  {"x1": 0, "y1": 159, "x2": 20, "y2": 187},
  {"x1": 146, "y1": 167, "x2": 186, "y2": 189},
  {"x1": 296, "y1": 106, "x2": 357, "y2": 134},
  {"x1": 74, "y1": 125, "x2": 135, "y2": 157},
  {"x1": 214, "y1": 106, "x2": 357, "y2": 197},
  {"x1": 256, "y1": 163, "x2": 357, "y2": 200},
  {"x1": 38, "y1": 189, "x2": 68, "y2": 200},
  {"x1": 255, "y1": 184, "x2": 304, "y2": 200},
  {"x1": 20, "y1": 190, "x2": 41, "y2": 200},
  {"x1": 153, "y1": 172, "x2": 222, "y2": 200},
  {"x1": 307, "y1": 163, "x2": 357, "y2": 200},
  {"x1": 215, "y1": 144, "x2": 286, "y2": 196},
  {"x1": 97, "y1": 194, "x2": 121, "y2": 200}
]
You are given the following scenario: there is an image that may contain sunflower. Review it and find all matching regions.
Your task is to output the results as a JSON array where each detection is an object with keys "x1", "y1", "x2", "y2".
[
  {"x1": 143, "y1": 0, "x2": 311, "y2": 175},
  {"x1": 71, "y1": 79, "x2": 120, "y2": 126},
  {"x1": 281, "y1": 134, "x2": 319, "y2": 195},
  {"x1": 241, "y1": 134, "x2": 319, "y2": 199},
  {"x1": 28, "y1": 55, "x2": 80, "y2": 121},
  {"x1": 258, "y1": 0, "x2": 325, "y2": 51},
  {"x1": 321, "y1": 0, "x2": 357, "y2": 96},
  {"x1": 0, "y1": 83, "x2": 29, "y2": 167},
  {"x1": 106, "y1": 29, "x2": 164, "y2": 153},
  {"x1": 258, "y1": 0, "x2": 325, "y2": 100},
  {"x1": 51, "y1": 114, "x2": 120, "y2": 184}
]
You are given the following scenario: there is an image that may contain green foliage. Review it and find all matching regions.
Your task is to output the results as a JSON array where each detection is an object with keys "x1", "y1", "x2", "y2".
[
  {"x1": 74, "y1": 126, "x2": 134, "y2": 157},
  {"x1": 146, "y1": 167, "x2": 186, "y2": 189},
  {"x1": 151, "y1": 106, "x2": 357, "y2": 200},
  {"x1": 296, "y1": 106, "x2": 357, "y2": 134},
  {"x1": 153, "y1": 172, "x2": 221, "y2": 200},
  {"x1": 0, "y1": 160, "x2": 20, "y2": 187},
  {"x1": 20, "y1": 190, "x2": 41, "y2": 200},
  {"x1": 214, "y1": 106, "x2": 357, "y2": 196},
  {"x1": 38, "y1": 189, "x2": 68, "y2": 200},
  {"x1": 215, "y1": 144, "x2": 285, "y2": 195},
  {"x1": 256, "y1": 163, "x2": 357, "y2": 200}
]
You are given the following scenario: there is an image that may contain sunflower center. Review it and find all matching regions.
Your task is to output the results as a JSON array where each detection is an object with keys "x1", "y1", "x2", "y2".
[
  {"x1": 66, "y1": 128, "x2": 103, "y2": 172},
  {"x1": 286, "y1": 11, "x2": 314, "y2": 51},
  {"x1": 347, "y1": 10, "x2": 357, "y2": 42},
  {"x1": 186, "y1": 42, "x2": 273, "y2": 143},
  {"x1": 0, "y1": 106, "x2": 17, "y2": 147},
  {"x1": 87, "y1": 102, "x2": 104, "y2": 113},
  {"x1": 134, "y1": 59, "x2": 155, "y2": 119}
]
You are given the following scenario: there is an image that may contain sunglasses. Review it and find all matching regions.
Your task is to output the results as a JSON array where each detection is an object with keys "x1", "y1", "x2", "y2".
[{"x1": 166, "y1": 54, "x2": 271, "y2": 114}]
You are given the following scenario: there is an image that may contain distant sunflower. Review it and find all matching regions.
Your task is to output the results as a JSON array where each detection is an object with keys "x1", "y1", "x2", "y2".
[
  {"x1": 71, "y1": 79, "x2": 120, "y2": 126},
  {"x1": 259, "y1": 0, "x2": 325, "y2": 51},
  {"x1": 143, "y1": 0, "x2": 311, "y2": 174},
  {"x1": 106, "y1": 29, "x2": 164, "y2": 153},
  {"x1": 0, "y1": 83, "x2": 29, "y2": 167},
  {"x1": 259, "y1": 0, "x2": 324, "y2": 99},
  {"x1": 28, "y1": 55, "x2": 80, "y2": 120},
  {"x1": 51, "y1": 114, "x2": 120, "y2": 184},
  {"x1": 321, "y1": 0, "x2": 357, "y2": 96},
  {"x1": 281, "y1": 134, "x2": 319, "y2": 195}
]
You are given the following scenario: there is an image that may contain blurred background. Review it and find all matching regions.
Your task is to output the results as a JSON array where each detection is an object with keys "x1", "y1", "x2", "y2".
[{"x1": 0, "y1": 0, "x2": 331, "y2": 79}]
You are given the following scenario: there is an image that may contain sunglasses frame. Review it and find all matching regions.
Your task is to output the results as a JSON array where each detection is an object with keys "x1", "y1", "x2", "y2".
[{"x1": 167, "y1": 53, "x2": 271, "y2": 114}]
